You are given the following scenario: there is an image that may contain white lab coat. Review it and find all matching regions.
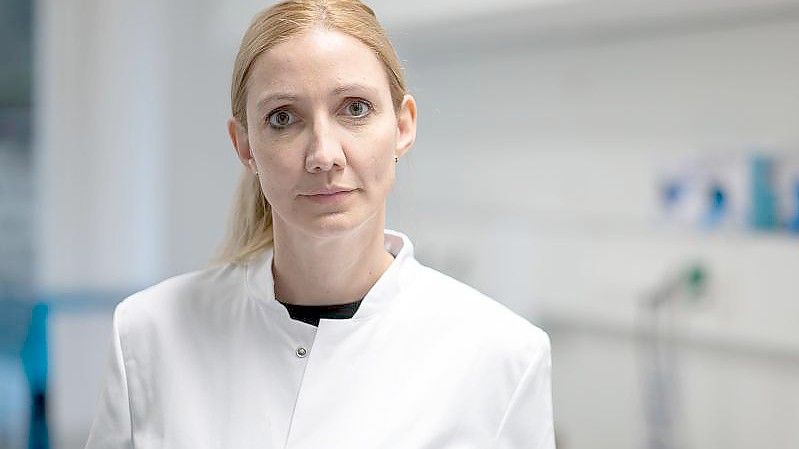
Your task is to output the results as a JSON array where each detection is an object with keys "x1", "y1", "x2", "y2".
[{"x1": 85, "y1": 229, "x2": 555, "y2": 449}]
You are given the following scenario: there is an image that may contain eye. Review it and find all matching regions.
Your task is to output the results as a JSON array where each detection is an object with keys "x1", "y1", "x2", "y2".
[
  {"x1": 343, "y1": 99, "x2": 371, "y2": 118},
  {"x1": 267, "y1": 109, "x2": 296, "y2": 129}
]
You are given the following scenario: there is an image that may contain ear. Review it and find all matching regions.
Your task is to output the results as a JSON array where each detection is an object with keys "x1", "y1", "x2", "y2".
[
  {"x1": 227, "y1": 117, "x2": 258, "y2": 174},
  {"x1": 395, "y1": 94, "x2": 417, "y2": 159}
]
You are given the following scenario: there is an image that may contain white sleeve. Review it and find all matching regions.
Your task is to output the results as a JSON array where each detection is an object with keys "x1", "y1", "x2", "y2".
[
  {"x1": 84, "y1": 306, "x2": 133, "y2": 449},
  {"x1": 493, "y1": 335, "x2": 556, "y2": 449}
]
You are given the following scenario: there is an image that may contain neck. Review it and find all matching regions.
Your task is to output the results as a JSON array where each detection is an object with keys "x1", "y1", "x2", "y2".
[{"x1": 270, "y1": 215, "x2": 394, "y2": 306}]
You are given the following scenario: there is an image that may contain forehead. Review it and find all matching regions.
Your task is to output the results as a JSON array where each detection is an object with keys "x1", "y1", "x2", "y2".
[{"x1": 247, "y1": 28, "x2": 390, "y2": 102}]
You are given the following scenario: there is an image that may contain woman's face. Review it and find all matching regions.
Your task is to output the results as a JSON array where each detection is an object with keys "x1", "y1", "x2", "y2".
[{"x1": 229, "y1": 28, "x2": 416, "y2": 239}]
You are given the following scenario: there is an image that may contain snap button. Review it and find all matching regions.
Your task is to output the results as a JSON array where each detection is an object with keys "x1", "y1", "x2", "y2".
[{"x1": 295, "y1": 347, "x2": 307, "y2": 358}]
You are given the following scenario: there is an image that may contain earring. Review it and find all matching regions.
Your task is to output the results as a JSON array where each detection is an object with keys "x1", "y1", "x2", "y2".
[
  {"x1": 249, "y1": 158, "x2": 259, "y2": 176},
  {"x1": 394, "y1": 155, "x2": 399, "y2": 164}
]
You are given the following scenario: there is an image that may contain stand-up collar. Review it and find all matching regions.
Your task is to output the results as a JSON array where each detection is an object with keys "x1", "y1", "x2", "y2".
[{"x1": 245, "y1": 229, "x2": 416, "y2": 323}]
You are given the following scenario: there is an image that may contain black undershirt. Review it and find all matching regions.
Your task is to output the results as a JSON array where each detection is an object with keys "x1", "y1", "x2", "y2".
[
  {"x1": 277, "y1": 298, "x2": 364, "y2": 327},
  {"x1": 276, "y1": 253, "x2": 393, "y2": 326}
]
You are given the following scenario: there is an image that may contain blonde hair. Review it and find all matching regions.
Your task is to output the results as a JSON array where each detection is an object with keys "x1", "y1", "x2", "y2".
[{"x1": 212, "y1": 0, "x2": 408, "y2": 265}]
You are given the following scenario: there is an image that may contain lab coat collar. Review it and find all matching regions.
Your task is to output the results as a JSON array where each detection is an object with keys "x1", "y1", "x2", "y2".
[{"x1": 245, "y1": 229, "x2": 416, "y2": 324}]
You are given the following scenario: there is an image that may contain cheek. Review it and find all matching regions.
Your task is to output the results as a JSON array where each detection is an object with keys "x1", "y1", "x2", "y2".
[
  {"x1": 259, "y1": 163, "x2": 292, "y2": 195},
  {"x1": 366, "y1": 146, "x2": 396, "y2": 186},
  {"x1": 255, "y1": 172, "x2": 278, "y2": 207},
  {"x1": 251, "y1": 133, "x2": 295, "y2": 174},
  {"x1": 251, "y1": 150, "x2": 295, "y2": 203},
  {"x1": 364, "y1": 122, "x2": 397, "y2": 182}
]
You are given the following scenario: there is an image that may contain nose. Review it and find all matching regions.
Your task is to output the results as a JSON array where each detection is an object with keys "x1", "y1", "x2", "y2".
[{"x1": 304, "y1": 118, "x2": 346, "y2": 173}]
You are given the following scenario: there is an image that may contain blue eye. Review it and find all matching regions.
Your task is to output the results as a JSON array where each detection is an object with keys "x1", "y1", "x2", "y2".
[
  {"x1": 344, "y1": 99, "x2": 371, "y2": 118},
  {"x1": 268, "y1": 109, "x2": 296, "y2": 129}
]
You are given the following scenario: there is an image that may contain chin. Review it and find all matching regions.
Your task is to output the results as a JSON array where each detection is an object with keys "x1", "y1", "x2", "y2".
[
  {"x1": 274, "y1": 202, "x2": 384, "y2": 240},
  {"x1": 295, "y1": 212, "x2": 370, "y2": 239}
]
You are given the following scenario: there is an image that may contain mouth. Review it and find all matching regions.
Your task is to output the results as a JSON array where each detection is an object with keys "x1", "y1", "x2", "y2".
[{"x1": 300, "y1": 189, "x2": 356, "y2": 204}]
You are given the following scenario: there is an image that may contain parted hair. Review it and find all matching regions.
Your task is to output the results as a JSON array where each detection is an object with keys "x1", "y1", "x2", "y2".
[{"x1": 213, "y1": 0, "x2": 407, "y2": 265}]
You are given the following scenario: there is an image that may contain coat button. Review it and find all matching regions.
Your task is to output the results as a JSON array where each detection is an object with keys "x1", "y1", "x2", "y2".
[{"x1": 295, "y1": 347, "x2": 307, "y2": 358}]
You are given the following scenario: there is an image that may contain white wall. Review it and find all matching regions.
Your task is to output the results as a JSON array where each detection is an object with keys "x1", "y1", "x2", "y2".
[
  {"x1": 35, "y1": 0, "x2": 168, "y2": 291},
  {"x1": 390, "y1": 16, "x2": 799, "y2": 348},
  {"x1": 387, "y1": 10, "x2": 799, "y2": 449}
]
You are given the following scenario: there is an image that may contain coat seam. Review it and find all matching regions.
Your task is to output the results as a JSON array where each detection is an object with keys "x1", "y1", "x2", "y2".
[
  {"x1": 492, "y1": 343, "x2": 548, "y2": 444},
  {"x1": 115, "y1": 304, "x2": 136, "y2": 449}
]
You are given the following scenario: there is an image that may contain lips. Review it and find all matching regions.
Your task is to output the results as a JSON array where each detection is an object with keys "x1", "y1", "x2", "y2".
[
  {"x1": 300, "y1": 186, "x2": 357, "y2": 204},
  {"x1": 301, "y1": 186, "x2": 355, "y2": 196},
  {"x1": 301, "y1": 189, "x2": 355, "y2": 204}
]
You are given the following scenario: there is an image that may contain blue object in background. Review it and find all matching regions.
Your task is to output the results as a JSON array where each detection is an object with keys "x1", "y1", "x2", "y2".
[
  {"x1": 788, "y1": 179, "x2": 799, "y2": 233},
  {"x1": 663, "y1": 179, "x2": 683, "y2": 209},
  {"x1": 703, "y1": 181, "x2": 727, "y2": 229},
  {"x1": 0, "y1": 297, "x2": 50, "y2": 449},
  {"x1": 1, "y1": 290, "x2": 130, "y2": 449},
  {"x1": 748, "y1": 154, "x2": 779, "y2": 231},
  {"x1": 660, "y1": 177, "x2": 685, "y2": 224},
  {"x1": 22, "y1": 303, "x2": 49, "y2": 449}
]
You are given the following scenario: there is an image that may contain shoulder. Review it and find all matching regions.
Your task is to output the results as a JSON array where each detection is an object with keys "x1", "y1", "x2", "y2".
[
  {"x1": 403, "y1": 261, "x2": 550, "y2": 360},
  {"x1": 113, "y1": 261, "x2": 244, "y2": 335}
]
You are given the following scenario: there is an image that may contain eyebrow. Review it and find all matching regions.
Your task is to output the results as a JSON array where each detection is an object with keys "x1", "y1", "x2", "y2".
[
  {"x1": 330, "y1": 83, "x2": 380, "y2": 98},
  {"x1": 256, "y1": 93, "x2": 300, "y2": 110},
  {"x1": 255, "y1": 83, "x2": 381, "y2": 110}
]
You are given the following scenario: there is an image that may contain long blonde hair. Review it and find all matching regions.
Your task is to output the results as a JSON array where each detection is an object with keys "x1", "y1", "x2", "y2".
[{"x1": 212, "y1": 0, "x2": 408, "y2": 265}]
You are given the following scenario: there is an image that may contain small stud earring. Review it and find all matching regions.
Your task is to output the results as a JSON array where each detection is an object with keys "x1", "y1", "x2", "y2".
[{"x1": 394, "y1": 155, "x2": 399, "y2": 163}]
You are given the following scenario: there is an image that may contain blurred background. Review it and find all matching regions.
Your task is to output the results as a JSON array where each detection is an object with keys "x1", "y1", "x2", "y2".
[{"x1": 2, "y1": 0, "x2": 799, "y2": 447}]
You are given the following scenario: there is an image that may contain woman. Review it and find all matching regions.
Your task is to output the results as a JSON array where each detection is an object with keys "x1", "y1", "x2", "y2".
[{"x1": 85, "y1": 1, "x2": 554, "y2": 448}]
